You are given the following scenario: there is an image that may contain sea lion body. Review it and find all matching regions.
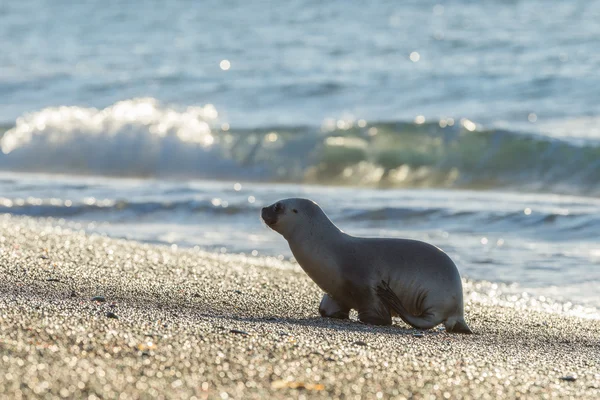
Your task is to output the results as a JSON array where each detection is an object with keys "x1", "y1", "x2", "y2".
[{"x1": 262, "y1": 198, "x2": 472, "y2": 333}]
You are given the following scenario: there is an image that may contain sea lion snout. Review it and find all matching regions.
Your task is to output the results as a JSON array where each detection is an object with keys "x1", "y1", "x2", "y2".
[{"x1": 261, "y1": 205, "x2": 279, "y2": 226}]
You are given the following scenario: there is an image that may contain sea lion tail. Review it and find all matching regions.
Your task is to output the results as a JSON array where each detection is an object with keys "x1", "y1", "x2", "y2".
[{"x1": 444, "y1": 317, "x2": 473, "y2": 334}]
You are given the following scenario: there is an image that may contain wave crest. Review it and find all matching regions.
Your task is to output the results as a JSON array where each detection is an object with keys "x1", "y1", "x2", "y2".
[{"x1": 2, "y1": 98, "x2": 600, "y2": 195}]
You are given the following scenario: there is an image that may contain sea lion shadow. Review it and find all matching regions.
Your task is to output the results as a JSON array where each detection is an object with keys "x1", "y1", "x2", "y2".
[{"x1": 229, "y1": 314, "x2": 432, "y2": 336}]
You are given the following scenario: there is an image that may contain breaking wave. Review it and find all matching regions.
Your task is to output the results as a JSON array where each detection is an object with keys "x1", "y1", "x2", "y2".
[{"x1": 2, "y1": 98, "x2": 600, "y2": 196}]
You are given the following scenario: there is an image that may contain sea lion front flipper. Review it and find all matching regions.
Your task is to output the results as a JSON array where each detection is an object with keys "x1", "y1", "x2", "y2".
[
  {"x1": 319, "y1": 294, "x2": 350, "y2": 319},
  {"x1": 357, "y1": 302, "x2": 392, "y2": 326},
  {"x1": 376, "y1": 281, "x2": 439, "y2": 330}
]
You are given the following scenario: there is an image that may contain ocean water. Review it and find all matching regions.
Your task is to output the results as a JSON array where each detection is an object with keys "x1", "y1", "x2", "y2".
[{"x1": 1, "y1": 1, "x2": 599, "y2": 315}]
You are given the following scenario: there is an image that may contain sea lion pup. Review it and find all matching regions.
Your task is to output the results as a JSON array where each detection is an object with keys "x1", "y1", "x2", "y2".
[{"x1": 261, "y1": 198, "x2": 472, "y2": 334}]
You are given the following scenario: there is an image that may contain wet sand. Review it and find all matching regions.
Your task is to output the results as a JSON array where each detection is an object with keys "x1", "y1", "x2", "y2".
[{"x1": 0, "y1": 215, "x2": 598, "y2": 399}]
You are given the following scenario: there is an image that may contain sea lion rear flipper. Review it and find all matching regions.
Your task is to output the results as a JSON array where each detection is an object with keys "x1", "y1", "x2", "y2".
[
  {"x1": 444, "y1": 317, "x2": 473, "y2": 334},
  {"x1": 376, "y1": 281, "x2": 438, "y2": 330}
]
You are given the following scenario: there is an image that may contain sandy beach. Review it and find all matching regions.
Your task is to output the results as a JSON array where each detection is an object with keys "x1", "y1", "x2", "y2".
[{"x1": 0, "y1": 214, "x2": 598, "y2": 399}]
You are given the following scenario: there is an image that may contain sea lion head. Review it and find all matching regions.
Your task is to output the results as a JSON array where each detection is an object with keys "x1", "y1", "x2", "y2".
[{"x1": 261, "y1": 198, "x2": 321, "y2": 238}]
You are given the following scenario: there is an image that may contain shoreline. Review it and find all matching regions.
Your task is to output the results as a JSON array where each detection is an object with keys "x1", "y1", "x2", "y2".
[
  {"x1": 1, "y1": 214, "x2": 598, "y2": 398},
  {"x1": 3, "y1": 170, "x2": 600, "y2": 203}
]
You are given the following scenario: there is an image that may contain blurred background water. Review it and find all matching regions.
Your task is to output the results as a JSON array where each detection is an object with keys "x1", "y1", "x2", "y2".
[{"x1": 0, "y1": 1, "x2": 599, "y2": 313}]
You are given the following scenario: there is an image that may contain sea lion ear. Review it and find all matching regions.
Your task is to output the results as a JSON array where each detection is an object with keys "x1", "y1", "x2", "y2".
[{"x1": 292, "y1": 209, "x2": 298, "y2": 214}]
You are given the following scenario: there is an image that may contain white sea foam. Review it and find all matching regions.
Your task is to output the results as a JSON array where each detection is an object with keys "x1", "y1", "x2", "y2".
[
  {"x1": 2, "y1": 99, "x2": 600, "y2": 197},
  {"x1": 0, "y1": 98, "x2": 236, "y2": 178}
]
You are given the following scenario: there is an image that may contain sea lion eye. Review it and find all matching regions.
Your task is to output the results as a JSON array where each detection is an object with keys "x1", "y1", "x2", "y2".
[{"x1": 292, "y1": 209, "x2": 298, "y2": 213}]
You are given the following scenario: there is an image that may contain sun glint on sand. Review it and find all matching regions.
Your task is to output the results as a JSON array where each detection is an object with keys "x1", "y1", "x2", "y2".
[{"x1": 0, "y1": 215, "x2": 598, "y2": 399}]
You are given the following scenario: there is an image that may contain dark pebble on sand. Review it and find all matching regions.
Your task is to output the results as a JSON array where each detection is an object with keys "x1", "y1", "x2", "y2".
[
  {"x1": 230, "y1": 329, "x2": 249, "y2": 336},
  {"x1": 352, "y1": 341, "x2": 367, "y2": 346},
  {"x1": 560, "y1": 376, "x2": 577, "y2": 382},
  {"x1": 106, "y1": 312, "x2": 118, "y2": 319},
  {"x1": 40, "y1": 255, "x2": 49, "y2": 259},
  {"x1": 91, "y1": 296, "x2": 106, "y2": 302},
  {"x1": 46, "y1": 278, "x2": 61, "y2": 282},
  {"x1": 234, "y1": 290, "x2": 242, "y2": 294},
  {"x1": 413, "y1": 333, "x2": 425, "y2": 338},
  {"x1": 70, "y1": 291, "x2": 77, "y2": 298}
]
